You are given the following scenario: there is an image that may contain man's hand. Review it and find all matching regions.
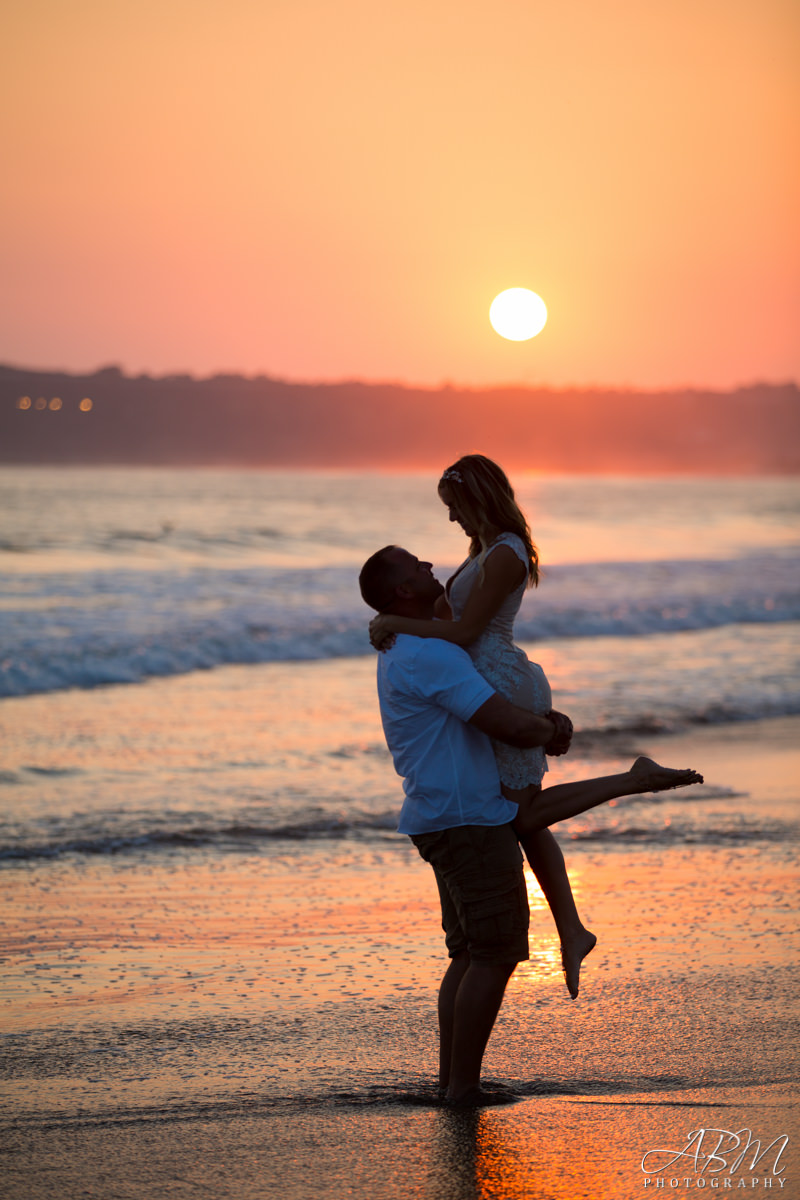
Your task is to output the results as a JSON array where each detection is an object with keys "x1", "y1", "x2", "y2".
[{"x1": 544, "y1": 710, "x2": 573, "y2": 757}]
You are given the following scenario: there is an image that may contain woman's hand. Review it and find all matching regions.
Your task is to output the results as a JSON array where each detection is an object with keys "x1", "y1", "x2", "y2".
[{"x1": 369, "y1": 614, "x2": 397, "y2": 652}]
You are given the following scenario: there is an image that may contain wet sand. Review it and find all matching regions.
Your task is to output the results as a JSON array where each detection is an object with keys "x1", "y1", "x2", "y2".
[{"x1": 2, "y1": 717, "x2": 799, "y2": 1199}]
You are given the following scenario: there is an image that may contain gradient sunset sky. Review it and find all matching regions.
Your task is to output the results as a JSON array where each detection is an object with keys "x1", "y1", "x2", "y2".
[{"x1": 2, "y1": 0, "x2": 797, "y2": 389}]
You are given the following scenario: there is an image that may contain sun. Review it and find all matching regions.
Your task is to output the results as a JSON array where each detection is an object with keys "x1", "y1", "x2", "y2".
[{"x1": 489, "y1": 288, "x2": 548, "y2": 341}]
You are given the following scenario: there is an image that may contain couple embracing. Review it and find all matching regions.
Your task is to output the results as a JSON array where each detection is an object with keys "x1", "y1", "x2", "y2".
[{"x1": 359, "y1": 455, "x2": 702, "y2": 1108}]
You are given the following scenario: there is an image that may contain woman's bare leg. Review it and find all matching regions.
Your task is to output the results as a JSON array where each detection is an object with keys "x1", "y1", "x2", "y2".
[
  {"x1": 506, "y1": 759, "x2": 702, "y2": 996},
  {"x1": 516, "y1": 758, "x2": 702, "y2": 836},
  {"x1": 524, "y1": 829, "x2": 597, "y2": 999},
  {"x1": 507, "y1": 783, "x2": 596, "y2": 998}
]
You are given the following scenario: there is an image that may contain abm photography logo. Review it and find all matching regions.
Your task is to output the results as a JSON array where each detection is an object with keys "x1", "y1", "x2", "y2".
[{"x1": 641, "y1": 1126, "x2": 789, "y2": 1191}]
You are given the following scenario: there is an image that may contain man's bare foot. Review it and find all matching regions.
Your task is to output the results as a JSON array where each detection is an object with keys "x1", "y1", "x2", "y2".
[
  {"x1": 629, "y1": 756, "x2": 703, "y2": 793},
  {"x1": 562, "y1": 928, "x2": 597, "y2": 999},
  {"x1": 444, "y1": 1087, "x2": 520, "y2": 1108}
]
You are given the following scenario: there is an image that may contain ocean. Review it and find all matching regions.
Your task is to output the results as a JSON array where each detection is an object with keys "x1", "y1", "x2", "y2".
[
  {"x1": 1, "y1": 467, "x2": 798, "y2": 1200},
  {"x1": 2, "y1": 470, "x2": 799, "y2": 695},
  {"x1": 1, "y1": 468, "x2": 798, "y2": 861}
]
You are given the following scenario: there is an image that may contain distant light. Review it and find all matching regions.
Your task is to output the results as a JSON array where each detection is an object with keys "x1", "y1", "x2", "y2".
[
  {"x1": 49, "y1": 397, "x2": 62, "y2": 411},
  {"x1": 34, "y1": 397, "x2": 47, "y2": 410},
  {"x1": 79, "y1": 398, "x2": 93, "y2": 412},
  {"x1": 17, "y1": 396, "x2": 32, "y2": 410}
]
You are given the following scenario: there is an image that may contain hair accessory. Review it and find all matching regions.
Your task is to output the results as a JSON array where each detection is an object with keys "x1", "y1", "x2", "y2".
[{"x1": 441, "y1": 468, "x2": 463, "y2": 483}]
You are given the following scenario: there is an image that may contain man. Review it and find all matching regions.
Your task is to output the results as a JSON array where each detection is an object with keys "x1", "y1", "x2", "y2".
[
  {"x1": 359, "y1": 545, "x2": 569, "y2": 1107},
  {"x1": 359, "y1": 545, "x2": 702, "y2": 1107}
]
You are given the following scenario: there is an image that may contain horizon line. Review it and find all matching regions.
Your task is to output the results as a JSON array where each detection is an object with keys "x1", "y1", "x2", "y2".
[{"x1": 1, "y1": 360, "x2": 798, "y2": 395}]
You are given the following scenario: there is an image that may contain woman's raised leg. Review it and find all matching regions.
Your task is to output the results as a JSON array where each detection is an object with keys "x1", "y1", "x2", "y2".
[{"x1": 517, "y1": 758, "x2": 702, "y2": 834}]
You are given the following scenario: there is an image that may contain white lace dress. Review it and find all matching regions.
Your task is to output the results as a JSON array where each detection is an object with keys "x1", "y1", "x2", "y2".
[{"x1": 447, "y1": 532, "x2": 552, "y2": 788}]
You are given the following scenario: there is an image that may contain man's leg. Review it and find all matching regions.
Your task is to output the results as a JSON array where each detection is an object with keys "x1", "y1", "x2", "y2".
[
  {"x1": 446, "y1": 959, "x2": 516, "y2": 1103},
  {"x1": 437, "y1": 950, "x2": 469, "y2": 1091},
  {"x1": 412, "y1": 825, "x2": 529, "y2": 1105}
]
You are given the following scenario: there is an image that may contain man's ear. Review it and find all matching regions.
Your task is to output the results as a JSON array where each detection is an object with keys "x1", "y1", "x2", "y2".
[{"x1": 394, "y1": 582, "x2": 413, "y2": 599}]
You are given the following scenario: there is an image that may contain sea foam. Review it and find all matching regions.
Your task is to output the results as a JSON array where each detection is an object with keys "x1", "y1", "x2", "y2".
[{"x1": 2, "y1": 552, "x2": 798, "y2": 698}]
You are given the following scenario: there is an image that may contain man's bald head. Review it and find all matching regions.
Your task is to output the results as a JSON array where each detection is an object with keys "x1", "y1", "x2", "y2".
[{"x1": 359, "y1": 546, "x2": 443, "y2": 616}]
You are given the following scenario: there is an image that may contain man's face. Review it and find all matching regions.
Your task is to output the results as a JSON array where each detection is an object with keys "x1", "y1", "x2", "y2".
[{"x1": 384, "y1": 548, "x2": 444, "y2": 606}]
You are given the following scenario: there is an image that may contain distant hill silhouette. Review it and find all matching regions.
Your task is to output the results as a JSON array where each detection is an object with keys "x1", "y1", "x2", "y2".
[{"x1": 1, "y1": 364, "x2": 797, "y2": 473}]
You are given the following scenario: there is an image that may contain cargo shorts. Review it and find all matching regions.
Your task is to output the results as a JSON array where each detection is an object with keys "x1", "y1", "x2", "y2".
[{"x1": 411, "y1": 823, "x2": 529, "y2": 966}]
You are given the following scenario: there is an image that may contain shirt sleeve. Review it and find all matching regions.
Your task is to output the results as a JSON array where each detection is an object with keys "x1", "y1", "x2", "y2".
[{"x1": 409, "y1": 640, "x2": 495, "y2": 722}]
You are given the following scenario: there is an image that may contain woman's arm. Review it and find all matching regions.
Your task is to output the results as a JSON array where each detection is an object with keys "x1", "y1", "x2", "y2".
[
  {"x1": 433, "y1": 593, "x2": 452, "y2": 620},
  {"x1": 369, "y1": 545, "x2": 526, "y2": 648}
]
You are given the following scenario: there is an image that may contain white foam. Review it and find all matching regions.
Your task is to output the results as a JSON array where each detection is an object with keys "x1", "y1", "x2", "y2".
[{"x1": 1, "y1": 553, "x2": 798, "y2": 699}]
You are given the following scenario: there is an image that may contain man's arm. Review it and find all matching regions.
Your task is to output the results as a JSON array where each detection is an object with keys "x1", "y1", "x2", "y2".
[{"x1": 469, "y1": 694, "x2": 556, "y2": 748}]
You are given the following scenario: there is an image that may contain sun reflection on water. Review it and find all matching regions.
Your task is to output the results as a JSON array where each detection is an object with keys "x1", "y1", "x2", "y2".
[
  {"x1": 430, "y1": 1100, "x2": 669, "y2": 1200},
  {"x1": 506, "y1": 866, "x2": 568, "y2": 992}
]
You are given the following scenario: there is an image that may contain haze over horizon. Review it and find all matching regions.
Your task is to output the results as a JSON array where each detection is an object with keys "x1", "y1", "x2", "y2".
[
  {"x1": 3, "y1": 359, "x2": 799, "y2": 392},
  {"x1": 2, "y1": 1, "x2": 798, "y2": 393}
]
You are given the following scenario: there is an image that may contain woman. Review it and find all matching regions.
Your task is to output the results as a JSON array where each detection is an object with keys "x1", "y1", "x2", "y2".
[{"x1": 369, "y1": 455, "x2": 676, "y2": 998}]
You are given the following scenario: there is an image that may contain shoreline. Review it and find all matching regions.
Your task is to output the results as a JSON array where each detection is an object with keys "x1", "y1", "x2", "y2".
[
  {"x1": 1, "y1": 713, "x2": 796, "y2": 1030},
  {"x1": 2, "y1": 713, "x2": 798, "y2": 1198},
  {"x1": 2, "y1": 713, "x2": 797, "y2": 1027}
]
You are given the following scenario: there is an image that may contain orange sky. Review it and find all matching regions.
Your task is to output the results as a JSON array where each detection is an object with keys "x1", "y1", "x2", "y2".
[{"x1": 2, "y1": 0, "x2": 798, "y2": 389}]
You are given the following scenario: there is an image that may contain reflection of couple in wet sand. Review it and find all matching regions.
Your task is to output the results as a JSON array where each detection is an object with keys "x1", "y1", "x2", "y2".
[{"x1": 359, "y1": 455, "x2": 702, "y2": 1107}]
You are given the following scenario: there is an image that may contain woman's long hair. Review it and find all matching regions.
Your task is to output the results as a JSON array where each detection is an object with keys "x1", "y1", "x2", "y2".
[{"x1": 439, "y1": 454, "x2": 539, "y2": 587}]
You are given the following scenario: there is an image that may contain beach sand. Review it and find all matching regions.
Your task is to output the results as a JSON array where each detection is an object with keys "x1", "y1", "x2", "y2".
[{"x1": 2, "y1": 712, "x2": 798, "y2": 1199}]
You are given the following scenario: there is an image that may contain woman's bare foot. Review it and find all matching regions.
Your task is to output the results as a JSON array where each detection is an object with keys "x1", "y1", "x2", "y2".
[
  {"x1": 629, "y1": 756, "x2": 703, "y2": 793},
  {"x1": 562, "y1": 928, "x2": 597, "y2": 999}
]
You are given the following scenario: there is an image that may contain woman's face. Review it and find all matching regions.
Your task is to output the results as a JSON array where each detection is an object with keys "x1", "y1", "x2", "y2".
[{"x1": 438, "y1": 484, "x2": 475, "y2": 537}]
